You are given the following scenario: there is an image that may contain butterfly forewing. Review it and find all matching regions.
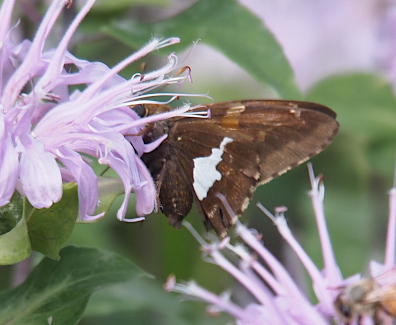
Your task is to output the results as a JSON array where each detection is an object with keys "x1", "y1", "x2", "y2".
[{"x1": 139, "y1": 100, "x2": 339, "y2": 237}]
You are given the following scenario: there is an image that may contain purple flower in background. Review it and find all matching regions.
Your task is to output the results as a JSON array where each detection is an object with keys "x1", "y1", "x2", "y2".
[
  {"x1": 0, "y1": 0, "x2": 203, "y2": 222},
  {"x1": 377, "y1": 2, "x2": 396, "y2": 93},
  {"x1": 166, "y1": 164, "x2": 396, "y2": 324},
  {"x1": 196, "y1": 0, "x2": 389, "y2": 92}
]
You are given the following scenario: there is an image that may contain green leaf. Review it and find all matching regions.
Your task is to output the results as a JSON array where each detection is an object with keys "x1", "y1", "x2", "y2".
[
  {"x1": 93, "y1": 0, "x2": 168, "y2": 12},
  {"x1": 0, "y1": 193, "x2": 31, "y2": 265},
  {"x1": 92, "y1": 176, "x2": 125, "y2": 218},
  {"x1": 83, "y1": 278, "x2": 231, "y2": 325},
  {"x1": 0, "y1": 218, "x2": 31, "y2": 265},
  {"x1": 105, "y1": 0, "x2": 301, "y2": 99},
  {"x1": 307, "y1": 73, "x2": 396, "y2": 142},
  {"x1": 0, "y1": 246, "x2": 147, "y2": 325},
  {"x1": 0, "y1": 217, "x2": 31, "y2": 265},
  {"x1": 307, "y1": 73, "x2": 396, "y2": 178},
  {"x1": 26, "y1": 183, "x2": 79, "y2": 260},
  {"x1": 1, "y1": 177, "x2": 125, "y2": 263},
  {"x1": 0, "y1": 192, "x2": 23, "y2": 235}
]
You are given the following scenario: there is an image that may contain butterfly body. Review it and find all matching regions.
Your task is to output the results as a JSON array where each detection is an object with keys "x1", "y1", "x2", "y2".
[{"x1": 138, "y1": 100, "x2": 339, "y2": 237}]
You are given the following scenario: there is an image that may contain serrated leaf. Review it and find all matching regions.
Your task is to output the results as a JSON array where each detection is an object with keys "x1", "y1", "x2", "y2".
[
  {"x1": 105, "y1": 0, "x2": 301, "y2": 99},
  {"x1": 0, "y1": 246, "x2": 147, "y2": 325},
  {"x1": 25, "y1": 183, "x2": 79, "y2": 260}
]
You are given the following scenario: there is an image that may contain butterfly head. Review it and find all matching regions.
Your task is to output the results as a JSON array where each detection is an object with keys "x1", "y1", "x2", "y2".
[{"x1": 131, "y1": 104, "x2": 172, "y2": 118}]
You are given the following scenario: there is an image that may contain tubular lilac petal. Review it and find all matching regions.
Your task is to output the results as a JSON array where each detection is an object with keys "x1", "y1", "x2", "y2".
[
  {"x1": 236, "y1": 225, "x2": 328, "y2": 324},
  {"x1": 178, "y1": 221, "x2": 329, "y2": 324},
  {"x1": 0, "y1": 131, "x2": 19, "y2": 205},
  {"x1": 173, "y1": 166, "x2": 396, "y2": 324},
  {"x1": 142, "y1": 135, "x2": 168, "y2": 154},
  {"x1": 133, "y1": 157, "x2": 157, "y2": 215},
  {"x1": 173, "y1": 281, "x2": 253, "y2": 323},
  {"x1": 17, "y1": 135, "x2": 62, "y2": 208},
  {"x1": 0, "y1": 0, "x2": 204, "y2": 226},
  {"x1": 257, "y1": 208, "x2": 336, "y2": 311},
  {"x1": 80, "y1": 38, "x2": 168, "y2": 101},
  {"x1": 307, "y1": 164, "x2": 343, "y2": 286},
  {"x1": 113, "y1": 104, "x2": 198, "y2": 134},
  {"x1": 385, "y1": 184, "x2": 396, "y2": 269},
  {"x1": 57, "y1": 147, "x2": 99, "y2": 218},
  {"x1": 35, "y1": 0, "x2": 96, "y2": 94},
  {"x1": 0, "y1": 0, "x2": 15, "y2": 43},
  {"x1": 1, "y1": 0, "x2": 69, "y2": 112}
]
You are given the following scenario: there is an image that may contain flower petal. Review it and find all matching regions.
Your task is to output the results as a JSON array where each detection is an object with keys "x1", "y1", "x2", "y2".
[
  {"x1": 16, "y1": 135, "x2": 62, "y2": 208},
  {"x1": 0, "y1": 120, "x2": 19, "y2": 205},
  {"x1": 57, "y1": 146, "x2": 101, "y2": 219}
]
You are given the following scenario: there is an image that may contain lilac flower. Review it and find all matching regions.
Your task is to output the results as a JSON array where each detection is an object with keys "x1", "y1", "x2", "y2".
[
  {"x1": 166, "y1": 164, "x2": 396, "y2": 324},
  {"x1": 234, "y1": 0, "x2": 381, "y2": 90},
  {"x1": 377, "y1": 2, "x2": 396, "y2": 93},
  {"x1": 0, "y1": 0, "x2": 205, "y2": 222}
]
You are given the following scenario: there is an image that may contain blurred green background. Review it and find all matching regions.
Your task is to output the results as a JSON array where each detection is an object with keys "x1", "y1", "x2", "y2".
[{"x1": 3, "y1": 0, "x2": 396, "y2": 324}]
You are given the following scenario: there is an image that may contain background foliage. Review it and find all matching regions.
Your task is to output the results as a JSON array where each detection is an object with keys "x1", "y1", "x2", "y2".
[{"x1": 1, "y1": 0, "x2": 395, "y2": 324}]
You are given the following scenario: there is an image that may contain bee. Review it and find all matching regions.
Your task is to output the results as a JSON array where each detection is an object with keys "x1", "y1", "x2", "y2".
[{"x1": 334, "y1": 269, "x2": 396, "y2": 324}]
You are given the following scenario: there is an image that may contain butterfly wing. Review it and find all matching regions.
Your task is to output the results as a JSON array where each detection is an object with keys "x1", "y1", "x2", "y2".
[{"x1": 162, "y1": 100, "x2": 339, "y2": 237}]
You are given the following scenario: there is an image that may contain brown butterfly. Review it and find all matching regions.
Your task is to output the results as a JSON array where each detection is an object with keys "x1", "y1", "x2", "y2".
[{"x1": 133, "y1": 100, "x2": 339, "y2": 237}]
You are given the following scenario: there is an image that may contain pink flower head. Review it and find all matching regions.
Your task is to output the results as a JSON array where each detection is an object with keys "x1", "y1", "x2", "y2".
[
  {"x1": 166, "y1": 163, "x2": 396, "y2": 324},
  {"x1": 0, "y1": 0, "x2": 207, "y2": 222}
]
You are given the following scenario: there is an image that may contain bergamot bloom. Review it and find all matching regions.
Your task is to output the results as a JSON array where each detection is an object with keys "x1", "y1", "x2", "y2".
[
  {"x1": 166, "y1": 164, "x2": 396, "y2": 325},
  {"x1": 0, "y1": 0, "x2": 205, "y2": 222}
]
